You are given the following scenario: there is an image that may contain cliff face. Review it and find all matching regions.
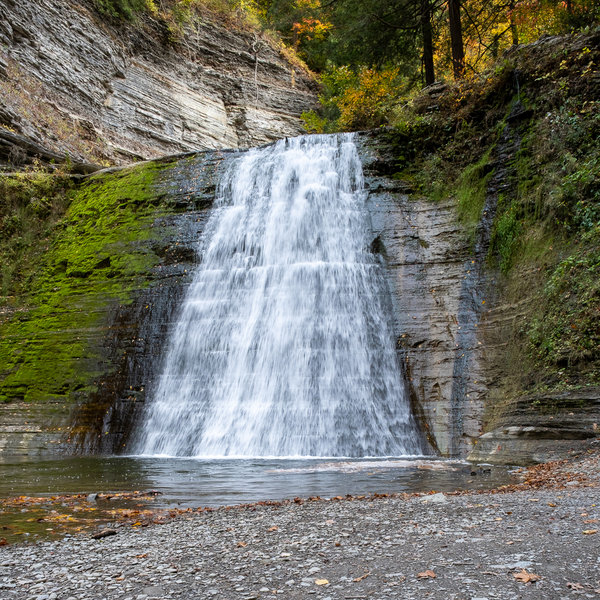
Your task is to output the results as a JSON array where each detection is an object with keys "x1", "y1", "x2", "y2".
[
  {"x1": 0, "y1": 0, "x2": 317, "y2": 167},
  {"x1": 0, "y1": 153, "x2": 227, "y2": 456},
  {"x1": 360, "y1": 122, "x2": 600, "y2": 463},
  {"x1": 1, "y1": 129, "x2": 598, "y2": 461},
  {"x1": 358, "y1": 132, "x2": 489, "y2": 458}
]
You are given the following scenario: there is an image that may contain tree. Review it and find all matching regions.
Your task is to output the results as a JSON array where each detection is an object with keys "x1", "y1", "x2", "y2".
[
  {"x1": 326, "y1": 0, "x2": 440, "y2": 85},
  {"x1": 448, "y1": 0, "x2": 465, "y2": 77},
  {"x1": 421, "y1": 0, "x2": 436, "y2": 84}
]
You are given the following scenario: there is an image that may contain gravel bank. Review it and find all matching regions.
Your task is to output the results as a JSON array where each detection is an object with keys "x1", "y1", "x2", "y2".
[{"x1": 1, "y1": 455, "x2": 599, "y2": 600}]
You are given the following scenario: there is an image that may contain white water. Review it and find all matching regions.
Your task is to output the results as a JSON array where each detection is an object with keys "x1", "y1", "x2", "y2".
[{"x1": 136, "y1": 134, "x2": 424, "y2": 458}]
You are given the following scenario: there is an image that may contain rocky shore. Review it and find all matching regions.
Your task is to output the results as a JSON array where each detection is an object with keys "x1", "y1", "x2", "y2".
[{"x1": 1, "y1": 450, "x2": 599, "y2": 600}]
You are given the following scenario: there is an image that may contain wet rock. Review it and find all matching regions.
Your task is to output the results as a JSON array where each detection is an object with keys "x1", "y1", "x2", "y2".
[
  {"x1": 91, "y1": 529, "x2": 117, "y2": 540},
  {"x1": 422, "y1": 493, "x2": 447, "y2": 504}
]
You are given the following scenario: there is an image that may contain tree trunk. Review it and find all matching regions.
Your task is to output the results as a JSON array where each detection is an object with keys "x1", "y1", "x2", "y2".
[
  {"x1": 421, "y1": 0, "x2": 435, "y2": 86},
  {"x1": 448, "y1": 0, "x2": 465, "y2": 78},
  {"x1": 509, "y1": 0, "x2": 519, "y2": 45}
]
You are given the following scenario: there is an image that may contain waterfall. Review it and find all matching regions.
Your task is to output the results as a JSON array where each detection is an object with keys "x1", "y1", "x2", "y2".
[{"x1": 135, "y1": 134, "x2": 424, "y2": 458}]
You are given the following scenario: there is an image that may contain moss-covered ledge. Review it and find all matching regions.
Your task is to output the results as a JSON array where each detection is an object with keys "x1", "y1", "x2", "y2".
[{"x1": 0, "y1": 151, "x2": 226, "y2": 457}]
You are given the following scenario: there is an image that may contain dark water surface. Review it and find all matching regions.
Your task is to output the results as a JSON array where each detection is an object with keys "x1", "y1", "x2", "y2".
[{"x1": 0, "y1": 456, "x2": 519, "y2": 507}]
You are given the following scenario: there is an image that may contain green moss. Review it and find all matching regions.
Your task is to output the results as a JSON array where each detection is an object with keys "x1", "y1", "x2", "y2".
[
  {"x1": 0, "y1": 160, "x2": 174, "y2": 404},
  {"x1": 93, "y1": 0, "x2": 148, "y2": 20},
  {"x1": 528, "y1": 226, "x2": 600, "y2": 368},
  {"x1": 0, "y1": 171, "x2": 73, "y2": 299},
  {"x1": 455, "y1": 150, "x2": 494, "y2": 232},
  {"x1": 487, "y1": 98, "x2": 600, "y2": 390},
  {"x1": 489, "y1": 193, "x2": 521, "y2": 273}
]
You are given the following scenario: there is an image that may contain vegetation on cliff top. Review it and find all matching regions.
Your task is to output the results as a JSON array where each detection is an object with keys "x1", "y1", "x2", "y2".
[{"x1": 383, "y1": 31, "x2": 600, "y2": 416}]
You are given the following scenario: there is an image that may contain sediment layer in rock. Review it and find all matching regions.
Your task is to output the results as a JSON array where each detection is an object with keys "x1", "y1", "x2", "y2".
[{"x1": 0, "y1": 0, "x2": 317, "y2": 167}]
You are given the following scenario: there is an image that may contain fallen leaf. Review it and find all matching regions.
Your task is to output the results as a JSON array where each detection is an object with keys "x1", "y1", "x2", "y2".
[
  {"x1": 582, "y1": 529, "x2": 597, "y2": 535},
  {"x1": 236, "y1": 541, "x2": 248, "y2": 547},
  {"x1": 417, "y1": 570, "x2": 436, "y2": 579},
  {"x1": 353, "y1": 572, "x2": 370, "y2": 582},
  {"x1": 567, "y1": 582, "x2": 584, "y2": 590},
  {"x1": 0, "y1": 538, "x2": 7, "y2": 546},
  {"x1": 315, "y1": 579, "x2": 329, "y2": 586},
  {"x1": 514, "y1": 569, "x2": 541, "y2": 583},
  {"x1": 267, "y1": 526, "x2": 278, "y2": 531}
]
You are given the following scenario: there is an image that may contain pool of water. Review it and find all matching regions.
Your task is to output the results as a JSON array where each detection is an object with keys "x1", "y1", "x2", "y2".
[{"x1": 0, "y1": 456, "x2": 518, "y2": 507}]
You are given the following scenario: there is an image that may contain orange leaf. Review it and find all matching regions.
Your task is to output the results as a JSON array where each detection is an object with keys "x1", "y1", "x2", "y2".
[
  {"x1": 514, "y1": 569, "x2": 541, "y2": 583},
  {"x1": 567, "y1": 582, "x2": 584, "y2": 590},
  {"x1": 417, "y1": 570, "x2": 436, "y2": 579}
]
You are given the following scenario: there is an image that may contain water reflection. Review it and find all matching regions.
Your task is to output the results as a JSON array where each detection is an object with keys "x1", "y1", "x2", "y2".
[{"x1": 0, "y1": 457, "x2": 517, "y2": 507}]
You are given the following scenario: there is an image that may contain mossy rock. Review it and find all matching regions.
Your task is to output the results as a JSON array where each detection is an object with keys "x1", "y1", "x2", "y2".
[{"x1": 0, "y1": 160, "x2": 175, "y2": 406}]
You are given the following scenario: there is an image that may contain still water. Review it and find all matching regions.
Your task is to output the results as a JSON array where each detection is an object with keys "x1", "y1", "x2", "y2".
[{"x1": 0, "y1": 456, "x2": 517, "y2": 507}]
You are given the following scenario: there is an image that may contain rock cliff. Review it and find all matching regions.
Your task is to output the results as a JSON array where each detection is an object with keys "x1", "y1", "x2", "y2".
[
  {"x1": 0, "y1": 152, "x2": 228, "y2": 455},
  {"x1": 359, "y1": 131, "x2": 491, "y2": 459},
  {"x1": 1, "y1": 25, "x2": 598, "y2": 464},
  {"x1": 0, "y1": 0, "x2": 317, "y2": 168},
  {"x1": 2, "y1": 129, "x2": 598, "y2": 461}
]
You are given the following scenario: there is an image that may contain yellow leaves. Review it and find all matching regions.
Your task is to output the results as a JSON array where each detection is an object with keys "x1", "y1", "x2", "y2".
[
  {"x1": 292, "y1": 18, "x2": 332, "y2": 41},
  {"x1": 513, "y1": 569, "x2": 541, "y2": 583},
  {"x1": 335, "y1": 67, "x2": 402, "y2": 131},
  {"x1": 315, "y1": 579, "x2": 329, "y2": 586},
  {"x1": 295, "y1": 0, "x2": 322, "y2": 10},
  {"x1": 582, "y1": 529, "x2": 597, "y2": 535}
]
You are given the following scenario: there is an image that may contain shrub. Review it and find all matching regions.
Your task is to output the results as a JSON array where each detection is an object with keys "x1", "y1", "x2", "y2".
[{"x1": 302, "y1": 65, "x2": 405, "y2": 133}]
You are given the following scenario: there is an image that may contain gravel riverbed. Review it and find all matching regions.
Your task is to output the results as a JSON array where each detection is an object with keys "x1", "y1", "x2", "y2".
[{"x1": 1, "y1": 453, "x2": 599, "y2": 600}]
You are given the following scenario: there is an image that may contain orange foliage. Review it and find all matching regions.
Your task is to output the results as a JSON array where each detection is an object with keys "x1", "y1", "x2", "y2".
[{"x1": 336, "y1": 67, "x2": 401, "y2": 130}]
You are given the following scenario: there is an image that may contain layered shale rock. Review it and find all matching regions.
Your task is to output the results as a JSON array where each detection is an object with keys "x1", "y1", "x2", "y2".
[
  {"x1": 358, "y1": 124, "x2": 600, "y2": 463},
  {"x1": 0, "y1": 152, "x2": 228, "y2": 455},
  {"x1": 0, "y1": 0, "x2": 317, "y2": 168},
  {"x1": 359, "y1": 131, "x2": 488, "y2": 458}
]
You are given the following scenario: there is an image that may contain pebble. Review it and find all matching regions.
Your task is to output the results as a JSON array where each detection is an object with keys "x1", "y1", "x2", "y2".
[{"x1": 1, "y1": 487, "x2": 599, "y2": 599}]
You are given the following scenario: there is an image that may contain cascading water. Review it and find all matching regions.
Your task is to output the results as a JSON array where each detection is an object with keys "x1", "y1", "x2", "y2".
[{"x1": 135, "y1": 134, "x2": 424, "y2": 458}]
